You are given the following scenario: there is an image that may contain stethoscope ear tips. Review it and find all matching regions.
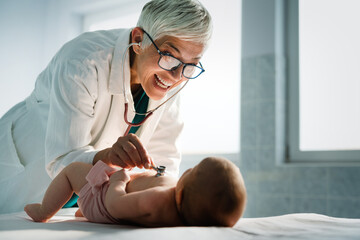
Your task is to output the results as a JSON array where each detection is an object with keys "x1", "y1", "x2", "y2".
[
  {"x1": 130, "y1": 42, "x2": 141, "y2": 46},
  {"x1": 130, "y1": 42, "x2": 142, "y2": 54}
]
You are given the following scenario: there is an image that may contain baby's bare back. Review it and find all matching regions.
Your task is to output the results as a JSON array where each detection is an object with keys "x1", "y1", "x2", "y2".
[{"x1": 125, "y1": 170, "x2": 177, "y2": 193}]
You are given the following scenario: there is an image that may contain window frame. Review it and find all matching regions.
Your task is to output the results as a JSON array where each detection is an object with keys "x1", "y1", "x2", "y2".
[{"x1": 286, "y1": 0, "x2": 360, "y2": 163}]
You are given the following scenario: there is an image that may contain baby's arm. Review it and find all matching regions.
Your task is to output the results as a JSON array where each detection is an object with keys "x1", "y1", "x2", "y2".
[
  {"x1": 105, "y1": 169, "x2": 130, "y2": 205},
  {"x1": 105, "y1": 170, "x2": 159, "y2": 221}
]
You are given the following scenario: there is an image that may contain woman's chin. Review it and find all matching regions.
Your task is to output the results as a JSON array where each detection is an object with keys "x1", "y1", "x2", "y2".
[{"x1": 148, "y1": 93, "x2": 166, "y2": 101}]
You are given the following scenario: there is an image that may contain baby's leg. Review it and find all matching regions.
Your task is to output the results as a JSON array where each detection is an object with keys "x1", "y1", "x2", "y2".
[{"x1": 24, "y1": 162, "x2": 92, "y2": 222}]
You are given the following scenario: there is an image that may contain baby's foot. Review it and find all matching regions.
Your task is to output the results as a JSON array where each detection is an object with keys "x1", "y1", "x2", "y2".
[
  {"x1": 75, "y1": 208, "x2": 84, "y2": 217},
  {"x1": 24, "y1": 203, "x2": 49, "y2": 222}
]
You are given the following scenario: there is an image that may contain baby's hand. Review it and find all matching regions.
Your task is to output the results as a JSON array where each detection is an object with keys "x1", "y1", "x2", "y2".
[{"x1": 109, "y1": 169, "x2": 130, "y2": 184}]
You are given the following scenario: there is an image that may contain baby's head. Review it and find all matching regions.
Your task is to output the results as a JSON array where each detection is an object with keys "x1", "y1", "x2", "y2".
[{"x1": 175, "y1": 157, "x2": 246, "y2": 227}]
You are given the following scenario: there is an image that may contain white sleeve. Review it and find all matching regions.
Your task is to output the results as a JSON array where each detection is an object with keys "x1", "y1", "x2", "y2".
[
  {"x1": 146, "y1": 95, "x2": 184, "y2": 178},
  {"x1": 45, "y1": 58, "x2": 99, "y2": 179}
]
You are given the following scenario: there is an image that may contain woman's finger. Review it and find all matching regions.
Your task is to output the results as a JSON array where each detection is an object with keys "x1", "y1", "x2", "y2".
[
  {"x1": 109, "y1": 134, "x2": 151, "y2": 169},
  {"x1": 107, "y1": 149, "x2": 128, "y2": 168},
  {"x1": 127, "y1": 134, "x2": 151, "y2": 168},
  {"x1": 108, "y1": 143, "x2": 135, "y2": 168},
  {"x1": 121, "y1": 140, "x2": 142, "y2": 168},
  {"x1": 116, "y1": 147, "x2": 136, "y2": 168}
]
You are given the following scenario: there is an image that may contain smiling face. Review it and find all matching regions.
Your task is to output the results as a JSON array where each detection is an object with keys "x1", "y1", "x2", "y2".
[{"x1": 130, "y1": 28, "x2": 205, "y2": 100}]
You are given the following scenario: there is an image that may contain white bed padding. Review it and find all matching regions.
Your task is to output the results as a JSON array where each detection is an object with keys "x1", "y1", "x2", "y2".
[{"x1": 0, "y1": 208, "x2": 359, "y2": 240}]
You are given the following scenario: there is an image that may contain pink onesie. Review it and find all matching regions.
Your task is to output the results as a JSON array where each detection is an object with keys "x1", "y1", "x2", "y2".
[{"x1": 77, "y1": 160, "x2": 121, "y2": 224}]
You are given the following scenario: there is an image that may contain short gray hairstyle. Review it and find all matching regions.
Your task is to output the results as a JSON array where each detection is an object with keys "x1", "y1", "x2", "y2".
[{"x1": 136, "y1": 0, "x2": 212, "y2": 49}]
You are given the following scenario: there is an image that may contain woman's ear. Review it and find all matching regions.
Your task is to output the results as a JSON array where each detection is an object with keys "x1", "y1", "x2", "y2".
[{"x1": 131, "y1": 27, "x2": 143, "y2": 54}]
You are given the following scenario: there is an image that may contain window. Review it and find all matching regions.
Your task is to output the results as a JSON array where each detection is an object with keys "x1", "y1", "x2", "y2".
[
  {"x1": 83, "y1": 0, "x2": 241, "y2": 155},
  {"x1": 287, "y1": 0, "x2": 360, "y2": 162}
]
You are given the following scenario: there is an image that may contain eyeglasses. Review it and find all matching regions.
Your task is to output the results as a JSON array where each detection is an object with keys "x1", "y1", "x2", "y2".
[{"x1": 142, "y1": 30, "x2": 205, "y2": 79}]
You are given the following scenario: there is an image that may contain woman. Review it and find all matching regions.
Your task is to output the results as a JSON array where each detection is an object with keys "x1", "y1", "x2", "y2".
[{"x1": 0, "y1": 0, "x2": 212, "y2": 213}]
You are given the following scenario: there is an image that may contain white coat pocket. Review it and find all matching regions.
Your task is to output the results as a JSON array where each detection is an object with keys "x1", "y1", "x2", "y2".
[{"x1": 0, "y1": 121, "x2": 25, "y2": 183}]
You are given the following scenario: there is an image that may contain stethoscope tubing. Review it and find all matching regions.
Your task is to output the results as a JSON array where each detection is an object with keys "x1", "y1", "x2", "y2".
[{"x1": 123, "y1": 103, "x2": 153, "y2": 136}]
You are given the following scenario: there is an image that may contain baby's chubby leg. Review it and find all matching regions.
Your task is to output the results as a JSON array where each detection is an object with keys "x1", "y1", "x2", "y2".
[{"x1": 25, "y1": 162, "x2": 92, "y2": 222}]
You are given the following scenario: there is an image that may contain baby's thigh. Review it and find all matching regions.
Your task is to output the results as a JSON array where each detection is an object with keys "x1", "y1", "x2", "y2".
[{"x1": 65, "y1": 162, "x2": 93, "y2": 193}]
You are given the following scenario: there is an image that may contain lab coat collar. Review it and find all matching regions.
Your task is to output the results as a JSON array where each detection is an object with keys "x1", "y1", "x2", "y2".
[{"x1": 108, "y1": 28, "x2": 132, "y2": 97}]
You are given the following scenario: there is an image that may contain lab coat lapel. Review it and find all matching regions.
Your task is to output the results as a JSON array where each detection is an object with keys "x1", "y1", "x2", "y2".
[
  {"x1": 137, "y1": 98, "x2": 165, "y2": 147},
  {"x1": 94, "y1": 28, "x2": 137, "y2": 149},
  {"x1": 93, "y1": 94, "x2": 136, "y2": 150},
  {"x1": 137, "y1": 85, "x2": 183, "y2": 147},
  {"x1": 108, "y1": 28, "x2": 132, "y2": 96}
]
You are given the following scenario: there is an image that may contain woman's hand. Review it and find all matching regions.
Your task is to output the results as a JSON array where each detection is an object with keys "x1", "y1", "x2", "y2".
[{"x1": 94, "y1": 134, "x2": 154, "y2": 169}]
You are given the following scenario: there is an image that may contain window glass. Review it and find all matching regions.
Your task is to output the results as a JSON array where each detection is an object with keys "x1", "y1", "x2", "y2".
[{"x1": 299, "y1": 0, "x2": 360, "y2": 151}]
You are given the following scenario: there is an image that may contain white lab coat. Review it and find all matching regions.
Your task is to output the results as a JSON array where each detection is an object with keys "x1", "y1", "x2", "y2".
[{"x1": 0, "y1": 28, "x2": 183, "y2": 213}]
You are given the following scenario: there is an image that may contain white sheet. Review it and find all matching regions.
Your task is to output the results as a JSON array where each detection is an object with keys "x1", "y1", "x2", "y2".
[{"x1": 0, "y1": 208, "x2": 359, "y2": 240}]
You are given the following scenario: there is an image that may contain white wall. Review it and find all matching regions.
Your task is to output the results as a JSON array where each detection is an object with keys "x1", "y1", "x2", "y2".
[
  {"x1": 0, "y1": 0, "x2": 82, "y2": 115},
  {"x1": 0, "y1": 0, "x2": 47, "y2": 115},
  {"x1": 0, "y1": 0, "x2": 128, "y2": 116}
]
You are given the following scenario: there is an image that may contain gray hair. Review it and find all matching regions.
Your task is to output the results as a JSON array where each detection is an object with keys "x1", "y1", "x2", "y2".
[{"x1": 136, "y1": 0, "x2": 212, "y2": 49}]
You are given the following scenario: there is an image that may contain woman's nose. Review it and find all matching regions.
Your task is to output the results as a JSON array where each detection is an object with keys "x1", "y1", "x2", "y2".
[{"x1": 171, "y1": 65, "x2": 184, "y2": 81}]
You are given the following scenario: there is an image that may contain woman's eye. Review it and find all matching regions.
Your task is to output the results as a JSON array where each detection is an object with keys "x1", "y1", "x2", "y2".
[
  {"x1": 162, "y1": 55, "x2": 174, "y2": 61},
  {"x1": 163, "y1": 51, "x2": 173, "y2": 56}
]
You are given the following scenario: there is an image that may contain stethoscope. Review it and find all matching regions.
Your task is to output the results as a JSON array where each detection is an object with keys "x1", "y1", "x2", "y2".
[{"x1": 121, "y1": 42, "x2": 188, "y2": 175}]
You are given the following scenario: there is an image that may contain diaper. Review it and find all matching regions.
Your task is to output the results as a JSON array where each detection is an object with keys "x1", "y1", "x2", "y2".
[{"x1": 77, "y1": 161, "x2": 120, "y2": 224}]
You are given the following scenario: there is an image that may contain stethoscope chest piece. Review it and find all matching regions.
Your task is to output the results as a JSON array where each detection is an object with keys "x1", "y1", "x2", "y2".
[{"x1": 152, "y1": 165, "x2": 166, "y2": 177}]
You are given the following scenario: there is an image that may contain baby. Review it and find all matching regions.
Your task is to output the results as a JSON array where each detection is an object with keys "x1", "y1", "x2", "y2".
[{"x1": 25, "y1": 157, "x2": 246, "y2": 227}]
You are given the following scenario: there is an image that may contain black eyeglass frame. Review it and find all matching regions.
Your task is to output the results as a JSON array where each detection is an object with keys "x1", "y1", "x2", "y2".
[{"x1": 142, "y1": 29, "x2": 205, "y2": 79}]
